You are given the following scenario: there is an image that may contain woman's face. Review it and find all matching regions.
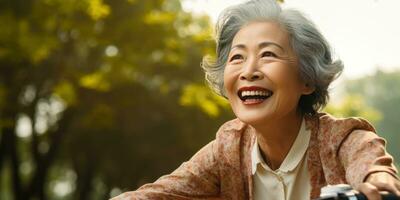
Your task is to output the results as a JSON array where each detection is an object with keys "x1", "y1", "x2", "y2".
[{"x1": 223, "y1": 21, "x2": 313, "y2": 125}]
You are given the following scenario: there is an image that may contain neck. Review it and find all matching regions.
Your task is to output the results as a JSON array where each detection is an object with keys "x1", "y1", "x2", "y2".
[{"x1": 252, "y1": 111, "x2": 303, "y2": 170}]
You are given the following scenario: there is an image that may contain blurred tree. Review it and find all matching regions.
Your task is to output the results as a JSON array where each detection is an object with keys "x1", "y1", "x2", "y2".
[
  {"x1": 324, "y1": 94, "x2": 382, "y2": 124},
  {"x1": 0, "y1": 0, "x2": 233, "y2": 199},
  {"x1": 344, "y1": 70, "x2": 400, "y2": 165}
]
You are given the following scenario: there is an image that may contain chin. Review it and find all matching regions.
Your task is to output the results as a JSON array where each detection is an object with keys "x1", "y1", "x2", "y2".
[{"x1": 234, "y1": 110, "x2": 271, "y2": 126}]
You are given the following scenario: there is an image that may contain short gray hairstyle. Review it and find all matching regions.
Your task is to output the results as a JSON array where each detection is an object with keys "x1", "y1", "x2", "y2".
[{"x1": 201, "y1": 0, "x2": 343, "y2": 114}]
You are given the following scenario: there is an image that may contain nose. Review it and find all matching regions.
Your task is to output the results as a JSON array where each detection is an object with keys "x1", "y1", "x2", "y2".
[{"x1": 239, "y1": 57, "x2": 263, "y2": 81}]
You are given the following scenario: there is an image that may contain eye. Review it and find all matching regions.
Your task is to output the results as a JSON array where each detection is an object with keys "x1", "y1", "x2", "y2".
[
  {"x1": 261, "y1": 51, "x2": 277, "y2": 58},
  {"x1": 229, "y1": 54, "x2": 244, "y2": 62}
]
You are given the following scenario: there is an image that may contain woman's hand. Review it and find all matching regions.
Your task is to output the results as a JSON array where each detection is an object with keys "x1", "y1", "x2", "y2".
[{"x1": 357, "y1": 172, "x2": 400, "y2": 200}]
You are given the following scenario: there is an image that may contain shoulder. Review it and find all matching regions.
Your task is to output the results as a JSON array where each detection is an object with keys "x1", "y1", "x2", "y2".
[
  {"x1": 215, "y1": 118, "x2": 247, "y2": 139},
  {"x1": 316, "y1": 112, "x2": 376, "y2": 139},
  {"x1": 314, "y1": 112, "x2": 376, "y2": 153},
  {"x1": 218, "y1": 118, "x2": 247, "y2": 132},
  {"x1": 215, "y1": 118, "x2": 248, "y2": 142},
  {"x1": 317, "y1": 112, "x2": 375, "y2": 132},
  {"x1": 214, "y1": 118, "x2": 254, "y2": 156}
]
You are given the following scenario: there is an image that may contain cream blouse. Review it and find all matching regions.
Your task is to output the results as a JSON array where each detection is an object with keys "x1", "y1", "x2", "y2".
[{"x1": 252, "y1": 118, "x2": 311, "y2": 200}]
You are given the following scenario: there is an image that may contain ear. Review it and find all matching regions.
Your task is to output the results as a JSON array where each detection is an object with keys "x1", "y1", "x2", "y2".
[{"x1": 301, "y1": 83, "x2": 315, "y2": 95}]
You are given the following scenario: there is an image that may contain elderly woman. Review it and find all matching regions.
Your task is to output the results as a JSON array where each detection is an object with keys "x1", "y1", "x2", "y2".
[{"x1": 112, "y1": 0, "x2": 400, "y2": 199}]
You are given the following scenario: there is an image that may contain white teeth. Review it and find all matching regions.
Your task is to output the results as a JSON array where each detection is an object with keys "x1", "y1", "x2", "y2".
[{"x1": 240, "y1": 90, "x2": 272, "y2": 97}]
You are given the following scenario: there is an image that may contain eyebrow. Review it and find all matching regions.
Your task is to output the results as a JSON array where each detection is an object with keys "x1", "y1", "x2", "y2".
[{"x1": 231, "y1": 42, "x2": 285, "y2": 52}]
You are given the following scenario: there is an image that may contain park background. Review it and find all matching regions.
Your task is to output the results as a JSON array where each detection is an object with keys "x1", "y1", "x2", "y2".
[{"x1": 0, "y1": 0, "x2": 399, "y2": 199}]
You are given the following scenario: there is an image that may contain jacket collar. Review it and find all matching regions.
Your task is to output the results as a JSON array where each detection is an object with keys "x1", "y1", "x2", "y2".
[
  {"x1": 251, "y1": 117, "x2": 311, "y2": 174},
  {"x1": 223, "y1": 118, "x2": 247, "y2": 132}
]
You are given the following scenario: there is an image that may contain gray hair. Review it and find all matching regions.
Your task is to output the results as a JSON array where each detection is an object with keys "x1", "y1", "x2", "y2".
[{"x1": 201, "y1": 0, "x2": 343, "y2": 114}]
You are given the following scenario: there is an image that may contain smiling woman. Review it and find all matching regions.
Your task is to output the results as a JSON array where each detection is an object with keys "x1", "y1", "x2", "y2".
[
  {"x1": 223, "y1": 21, "x2": 314, "y2": 127},
  {"x1": 111, "y1": 0, "x2": 400, "y2": 199}
]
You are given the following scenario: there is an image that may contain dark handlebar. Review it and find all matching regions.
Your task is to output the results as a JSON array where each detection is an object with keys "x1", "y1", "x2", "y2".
[
  {"x1": 315, "y1": 184, "x2": 400, "y2": 200},
  {"x1": 353, "y1": 193, "x2": 400, "y2": 200},
  {"x1": 316, "y1": 193, "x2": 400, "y2": 200}
]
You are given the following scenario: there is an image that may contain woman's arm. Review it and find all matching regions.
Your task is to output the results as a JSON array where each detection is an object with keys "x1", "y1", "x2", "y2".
[
  {"x1": 110, "y1": 141, "x2": 220, "y2": 200},
  {"x1": 338, "y1": 129, "x2": 400, "y2": 198}
]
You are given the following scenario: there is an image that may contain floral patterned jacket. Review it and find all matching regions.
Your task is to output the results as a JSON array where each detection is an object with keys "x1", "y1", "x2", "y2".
[{"x1": 111, "y1": 113, "x2": 398, "y2": 200}]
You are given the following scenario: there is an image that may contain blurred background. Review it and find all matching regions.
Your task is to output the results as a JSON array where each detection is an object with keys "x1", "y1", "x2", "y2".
[{"x1": 0, "y1": 0, "x2": 399, "y2": 199}]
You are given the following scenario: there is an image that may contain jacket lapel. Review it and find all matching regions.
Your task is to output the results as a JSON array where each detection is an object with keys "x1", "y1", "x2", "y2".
[{"x1": 306, "y1": 114, "x2": 326, "y2": 199}]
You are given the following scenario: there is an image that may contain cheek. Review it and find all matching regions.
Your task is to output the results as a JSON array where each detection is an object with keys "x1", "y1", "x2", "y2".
[
  {"x1": 223, "y1": 67, "x2": 236, "y2": 92},
  {"x1": 223, "y1": 68, "x2": 242, "y2": 106},
  {"x1": 268, "y1": 65, "x2": 301, "y2": 88}
]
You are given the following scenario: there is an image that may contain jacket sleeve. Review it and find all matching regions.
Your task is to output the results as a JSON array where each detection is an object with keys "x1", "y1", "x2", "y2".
[
  {"x1": 338, "y1": 129, "x2": 399, "y2": 188},
  {"x1": 110, "y1": 140, "x2": 221, "y2": 200}
]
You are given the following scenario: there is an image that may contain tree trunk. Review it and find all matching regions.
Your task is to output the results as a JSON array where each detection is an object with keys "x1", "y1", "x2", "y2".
[
  {"x1": 75, "y1": 163, "x2": 95, "y2": 200},
  {"x1": 0, "y1": 131, "x2": 6, "y2": 189},
  {"x1": 26, "y1": 108, "x2": 74, "y2": 200},
  {"x1": 0, "y1": 84, "x2": 25, "y2": 200},
  {"x1": 6, "y1": 127, "x2": 26, "y2": 200}
]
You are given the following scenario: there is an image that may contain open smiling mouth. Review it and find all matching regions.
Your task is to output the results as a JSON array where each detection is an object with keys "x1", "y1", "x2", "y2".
[{"x1": 237, "y1": 87, "x2": 273, "y2": 105}]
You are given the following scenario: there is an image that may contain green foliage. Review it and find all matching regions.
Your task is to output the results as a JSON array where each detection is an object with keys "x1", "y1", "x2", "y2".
[
  {"x1": 87, "y1": 0, "x2": 111, "y2": 20},
  {"x1": 324, "y1": 95, "x2": 382, "y2": 124},
  {"x1": 180, "y1": 84, "x2": 229, "y2": 117},
  {"x1": 0, "y1": 0, "x2": 232, "y2": 199},
  {"x1": 53, "y1": 81, "x2": 77, "y2": 106}
]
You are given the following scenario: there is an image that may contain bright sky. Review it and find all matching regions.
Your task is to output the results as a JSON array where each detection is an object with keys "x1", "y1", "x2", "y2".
[{"x1": 182, "y1": 0, "x2": 400, "y2": 80}]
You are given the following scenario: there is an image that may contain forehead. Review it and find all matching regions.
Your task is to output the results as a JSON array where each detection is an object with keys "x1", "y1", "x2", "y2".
[{"x1": 231, "y1": 21, "x2": 291, "y2": 49}]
